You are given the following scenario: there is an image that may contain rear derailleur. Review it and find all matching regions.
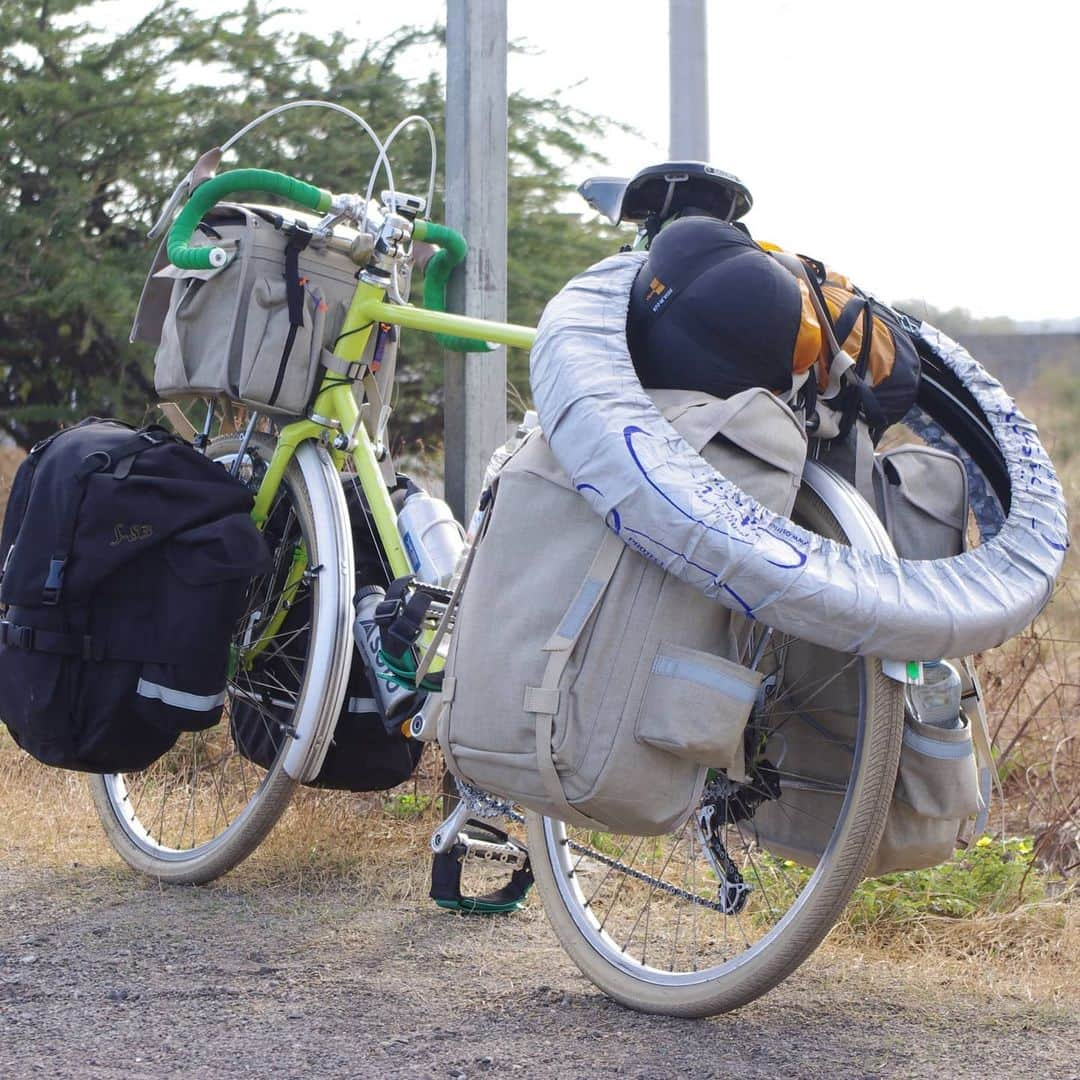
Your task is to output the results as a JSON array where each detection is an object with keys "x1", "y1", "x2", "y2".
[{"x1": 696, "y1": 755, "x2": 783, "y2": 916}]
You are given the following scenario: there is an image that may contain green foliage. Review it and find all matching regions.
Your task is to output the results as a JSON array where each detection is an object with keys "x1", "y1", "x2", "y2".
[
  {"x1": 756, "y1": 837, "x2": 1055, "y2": 936},
  {"x1": 383, "y1": 792, "x2": 433, "y2": 819},
  {"x1": 844, "y1": 836, "x2": 1045, "y2": 930},
  {"x1": 0, "y1": 0, "x2": 619, "y2": 449}
]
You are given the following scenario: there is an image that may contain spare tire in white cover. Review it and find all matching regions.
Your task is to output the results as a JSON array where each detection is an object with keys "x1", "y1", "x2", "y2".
[{"x1": 529, "y1": 253, "x2": 1068, "y2": 660}]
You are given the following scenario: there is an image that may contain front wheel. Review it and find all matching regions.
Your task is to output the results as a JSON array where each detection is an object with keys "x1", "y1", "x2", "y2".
[
  {"x1": 89, "y1": 431, "x2": 350, "y2": 884},
  {"x1": 526, "y1": 478, "x2": 905, "y2": 1017}
]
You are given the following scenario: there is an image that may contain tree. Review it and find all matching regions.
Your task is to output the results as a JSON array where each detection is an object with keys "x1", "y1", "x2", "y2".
[
  {"x1": 0, "y1": 0, "x2": 618, "y2": 449},
  {"x1": 891, "y1": 298, "x2": 1017, "y2": 340}
]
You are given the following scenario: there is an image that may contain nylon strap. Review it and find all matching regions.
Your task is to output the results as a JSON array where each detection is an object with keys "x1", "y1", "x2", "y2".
[
  {"x1": 770, "y1": 251, "x2": 855, "y2": 401},
  {"x1": 268, "y1": 227, "x2": 312, "y2": 408},
  {"x1": 0, "y1": 620, "x2": 103, "y2": 661},
  {"x1": 361, "y1": 369, "x2": 396, "y2": 485},
  {"x1": 528, "y1": 530, "x2": 626, "y2": 828},
  {"x1": 0, "y1": 618, "x2": 171, "y2": 664},
  {"x1": 320, "y1": 352, "x2": 365, "y2": 379}
]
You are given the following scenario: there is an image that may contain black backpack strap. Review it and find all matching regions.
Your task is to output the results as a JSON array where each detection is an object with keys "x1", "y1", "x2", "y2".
[
  {"x1": 1, "y1": 619, "x2": 106, "y2": 662},
  {"x1": 374, "y1": 576, "x2": 433, "y2": 660},
  {"x1": 837, "y1": 303, "x2": 887, "y2": 441},
  {"x1": 267, "y1": 224, "x2": 314, "y2": 409},
  {"x1": 45, "y1": 427, "x2": 174, "y2": 605}
]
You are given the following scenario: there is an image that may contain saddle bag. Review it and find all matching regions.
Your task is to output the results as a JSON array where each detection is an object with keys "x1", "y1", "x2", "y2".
[
  {"x1": 0, "y1": 419, "x2": 271, "y2": 773},
  {"x1": 751, "y1": 442, "x2": 993, "y2": 875},
  {"x1": 132, "y1": 203, "x2": 358, "y2": 417},
  {"x1": 230, "y1": 475, "x2": 424, "y2": 791},
  {"x1": 439, "y1": 388, "x2": 808, "y2": 835},
  {"x1": 799, "y1": 258, "x2": 921, "y2": 440}
]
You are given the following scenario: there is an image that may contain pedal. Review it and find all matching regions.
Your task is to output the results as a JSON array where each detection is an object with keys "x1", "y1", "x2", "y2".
[
  {"x1": 460, "y1": 833, "x2": 530, "y2": 871},
  {"x1": 430, "y1": 820, "x2": 534, "y2": 916}
]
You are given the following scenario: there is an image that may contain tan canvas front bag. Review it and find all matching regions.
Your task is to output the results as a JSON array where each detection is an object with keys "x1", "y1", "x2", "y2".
[
  {"x1": 439, "y1": 388, "x2": 807, "y2": 835},
  {"x1": 133, "y1": 204, "x2": 358, "y2": 417}
]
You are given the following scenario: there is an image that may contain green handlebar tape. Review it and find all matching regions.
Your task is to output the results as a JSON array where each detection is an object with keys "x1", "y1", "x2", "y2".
[
  {"x1": 167, "y1": 169, "x2": 332, "y2": 270},
  {"x1": 414, "y1": 219, "x2": 494, "y2": 353}
]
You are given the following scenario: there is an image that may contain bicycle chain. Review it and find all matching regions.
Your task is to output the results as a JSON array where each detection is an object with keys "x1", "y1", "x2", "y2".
[
  {"x1": 562, "y1": 837, "x2": 729, "y2": 913},
  {"x1": 457, "y1": 782, "x2": 726, "y2": 912}
]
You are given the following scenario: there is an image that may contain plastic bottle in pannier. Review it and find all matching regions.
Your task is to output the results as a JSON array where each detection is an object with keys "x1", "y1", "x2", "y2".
[
  {"x1": 906, "y1": 659, "x2": 963, "y2": 729},
  {"x1": 396, "y1": 483, "x2": 465, "y2": 587},
  {"x1": 354, "y1": 585, "x2": 419, "y2": 725}
]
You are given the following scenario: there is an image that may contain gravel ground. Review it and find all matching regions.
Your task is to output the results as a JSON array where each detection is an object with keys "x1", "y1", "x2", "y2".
[{"x1": 1, "y1": 861, "x2": 1078, "y2": 1080}]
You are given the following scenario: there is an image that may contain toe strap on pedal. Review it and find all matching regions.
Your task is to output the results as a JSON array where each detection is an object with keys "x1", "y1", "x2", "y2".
[{"x1": 429, "y1": 819, "x2": 534, "y2": 915}]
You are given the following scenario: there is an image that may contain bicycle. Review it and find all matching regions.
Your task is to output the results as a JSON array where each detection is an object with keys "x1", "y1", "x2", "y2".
[{"x1": 87, "y1": 108, "x2": 1018, "y2": 1017}]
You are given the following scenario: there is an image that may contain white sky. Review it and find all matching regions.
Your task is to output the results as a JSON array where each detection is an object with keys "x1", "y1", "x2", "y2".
[{"x1": 92, "y1": 0, "x2": 1079, "y2": 320}]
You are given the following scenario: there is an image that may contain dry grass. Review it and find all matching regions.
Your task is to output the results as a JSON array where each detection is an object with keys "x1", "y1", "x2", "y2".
[{"x1": 1, "y1": 382, "x2": 1078, "y2": 1000}]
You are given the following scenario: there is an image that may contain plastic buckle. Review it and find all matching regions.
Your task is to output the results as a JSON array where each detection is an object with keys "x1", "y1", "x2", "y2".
[
  {"x1": 373, "y1": 597, "x2": 403, "y2": 629},
  {"x1": 1, "y1": 622, "x2": 33, "y2": 650},
  {"x1": 41, "y1": 559, "x2": 66, "y2": 605}
]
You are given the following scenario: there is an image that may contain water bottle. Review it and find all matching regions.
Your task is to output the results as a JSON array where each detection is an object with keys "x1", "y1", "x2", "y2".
[
  {"x1": 905, "y1": 659, "x2": 963, "y2": 729},
  {"x1": 396, "y1": 483, "x2": 465, "y2": 587},
  {"x1": 353, "y1": 585, "x2": 419, "y2": 726}
]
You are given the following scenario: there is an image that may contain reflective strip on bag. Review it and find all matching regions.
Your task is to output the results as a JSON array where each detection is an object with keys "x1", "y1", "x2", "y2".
[
  {"x1": 902, "y1": 724, "x2": 974, "y2": 760},
  {"x1": 650, "y1": 653, "x2": 760, "y2": 704},
  {"x1": 136, "y1": 678, "x2": 226, "y2": 712}
]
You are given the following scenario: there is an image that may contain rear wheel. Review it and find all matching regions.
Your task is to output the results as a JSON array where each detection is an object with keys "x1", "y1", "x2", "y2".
[
  {"x1": 526, "y1": 479, "x2": 905, "y2": 1016},
  {"x1": 89, "y1": 431, "x2": 343, "y2": 883}
]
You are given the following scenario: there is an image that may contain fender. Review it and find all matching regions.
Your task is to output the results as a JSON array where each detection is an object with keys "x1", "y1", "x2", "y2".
[{"x1": 282, "y1": 439, "x2": 355, "y2": 783}]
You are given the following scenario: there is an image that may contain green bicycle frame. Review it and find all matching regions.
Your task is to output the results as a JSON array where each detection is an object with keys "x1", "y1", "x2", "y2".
[{"x1": 249, "y1": 272, "x2": 537, "y2": 591}]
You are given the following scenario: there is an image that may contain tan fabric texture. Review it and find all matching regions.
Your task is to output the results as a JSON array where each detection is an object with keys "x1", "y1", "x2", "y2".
[
  {"x1": 754, "y1": 443, "x2": 988, "y2": 875},
  {"x1": 440, "y1": 388, "x2": 807, "y2": 835},
  {"x1": 146, "y1": 204, "x2": 357, "y2": 417}
]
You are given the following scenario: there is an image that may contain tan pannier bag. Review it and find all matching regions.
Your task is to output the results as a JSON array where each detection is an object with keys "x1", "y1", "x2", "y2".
[
  {"x1": 132, "y1": 204, "x2": 357, "y2": 417},
  {"x1": 752, "y1": 442, "x2": 994, "y2": 875},
  {"x1": 439, "y1": 388, "x2": 807, "y2": 835}
]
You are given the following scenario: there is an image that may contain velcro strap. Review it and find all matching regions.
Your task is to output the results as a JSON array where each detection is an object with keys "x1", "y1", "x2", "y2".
[
  {"x1": 543, "y1": 531, "x2": 625, "y2": 653},
  {"x1": 523, "y1": 686, "x2": 560, "y2": 716},
  {"x1": 383, "y1": 591, "x2": 433, "y2": 658},
  {"x1": 321, "y1": 352, "x2": 366, "y2": 379}
]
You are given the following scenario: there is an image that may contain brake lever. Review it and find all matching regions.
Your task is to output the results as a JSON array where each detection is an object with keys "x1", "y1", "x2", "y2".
[{"x1": 147, "y1": 147, "x2": 224, "y2": 240}]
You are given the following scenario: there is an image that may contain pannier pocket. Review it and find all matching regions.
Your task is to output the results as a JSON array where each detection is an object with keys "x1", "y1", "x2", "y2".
[
  {"x1": 635, "y1": 640, "x2": 762, "y2": 781},
  {"x1": 238, "y1": 278, "x2": 321, "y2": 414},
  {"x1": 156, "y1": 270, "x2": 240, "y2": 399},
  {"x1": 895, "y1": 714, "x2": 981, "y2": 820}
]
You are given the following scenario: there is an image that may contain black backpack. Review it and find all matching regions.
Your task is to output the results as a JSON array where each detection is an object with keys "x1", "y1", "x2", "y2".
[
  {"x1": 0, "y1": 419, "x2": 270, "y2": 773},
  {"x1": 230, "y1": 475, "x2": 424, "y2": 791}
]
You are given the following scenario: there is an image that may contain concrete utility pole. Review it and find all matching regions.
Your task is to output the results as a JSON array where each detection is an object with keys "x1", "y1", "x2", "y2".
[
  {"x1": 443, "y1": 0, "x2": 509, "y2": 522},
  {"x1": 669, "y1": 0, "x2": 710, "y2": 160}
]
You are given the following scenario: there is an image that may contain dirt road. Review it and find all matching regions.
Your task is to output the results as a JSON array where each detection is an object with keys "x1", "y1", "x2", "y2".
[{"x1": 2, "y1": 860, "x2": 1077, "y2": 1080}]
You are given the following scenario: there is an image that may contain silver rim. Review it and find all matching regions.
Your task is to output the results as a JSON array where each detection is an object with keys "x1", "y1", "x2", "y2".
[
  {"x1": 98, "y1": 440, "x2": 314, "y2": 862},
  {"x1": 540, "y1": 653, "x2": 871, "y2": 985},
  {"x1": 537, "y1": 483, "x2": 886, "y2": 987}
]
